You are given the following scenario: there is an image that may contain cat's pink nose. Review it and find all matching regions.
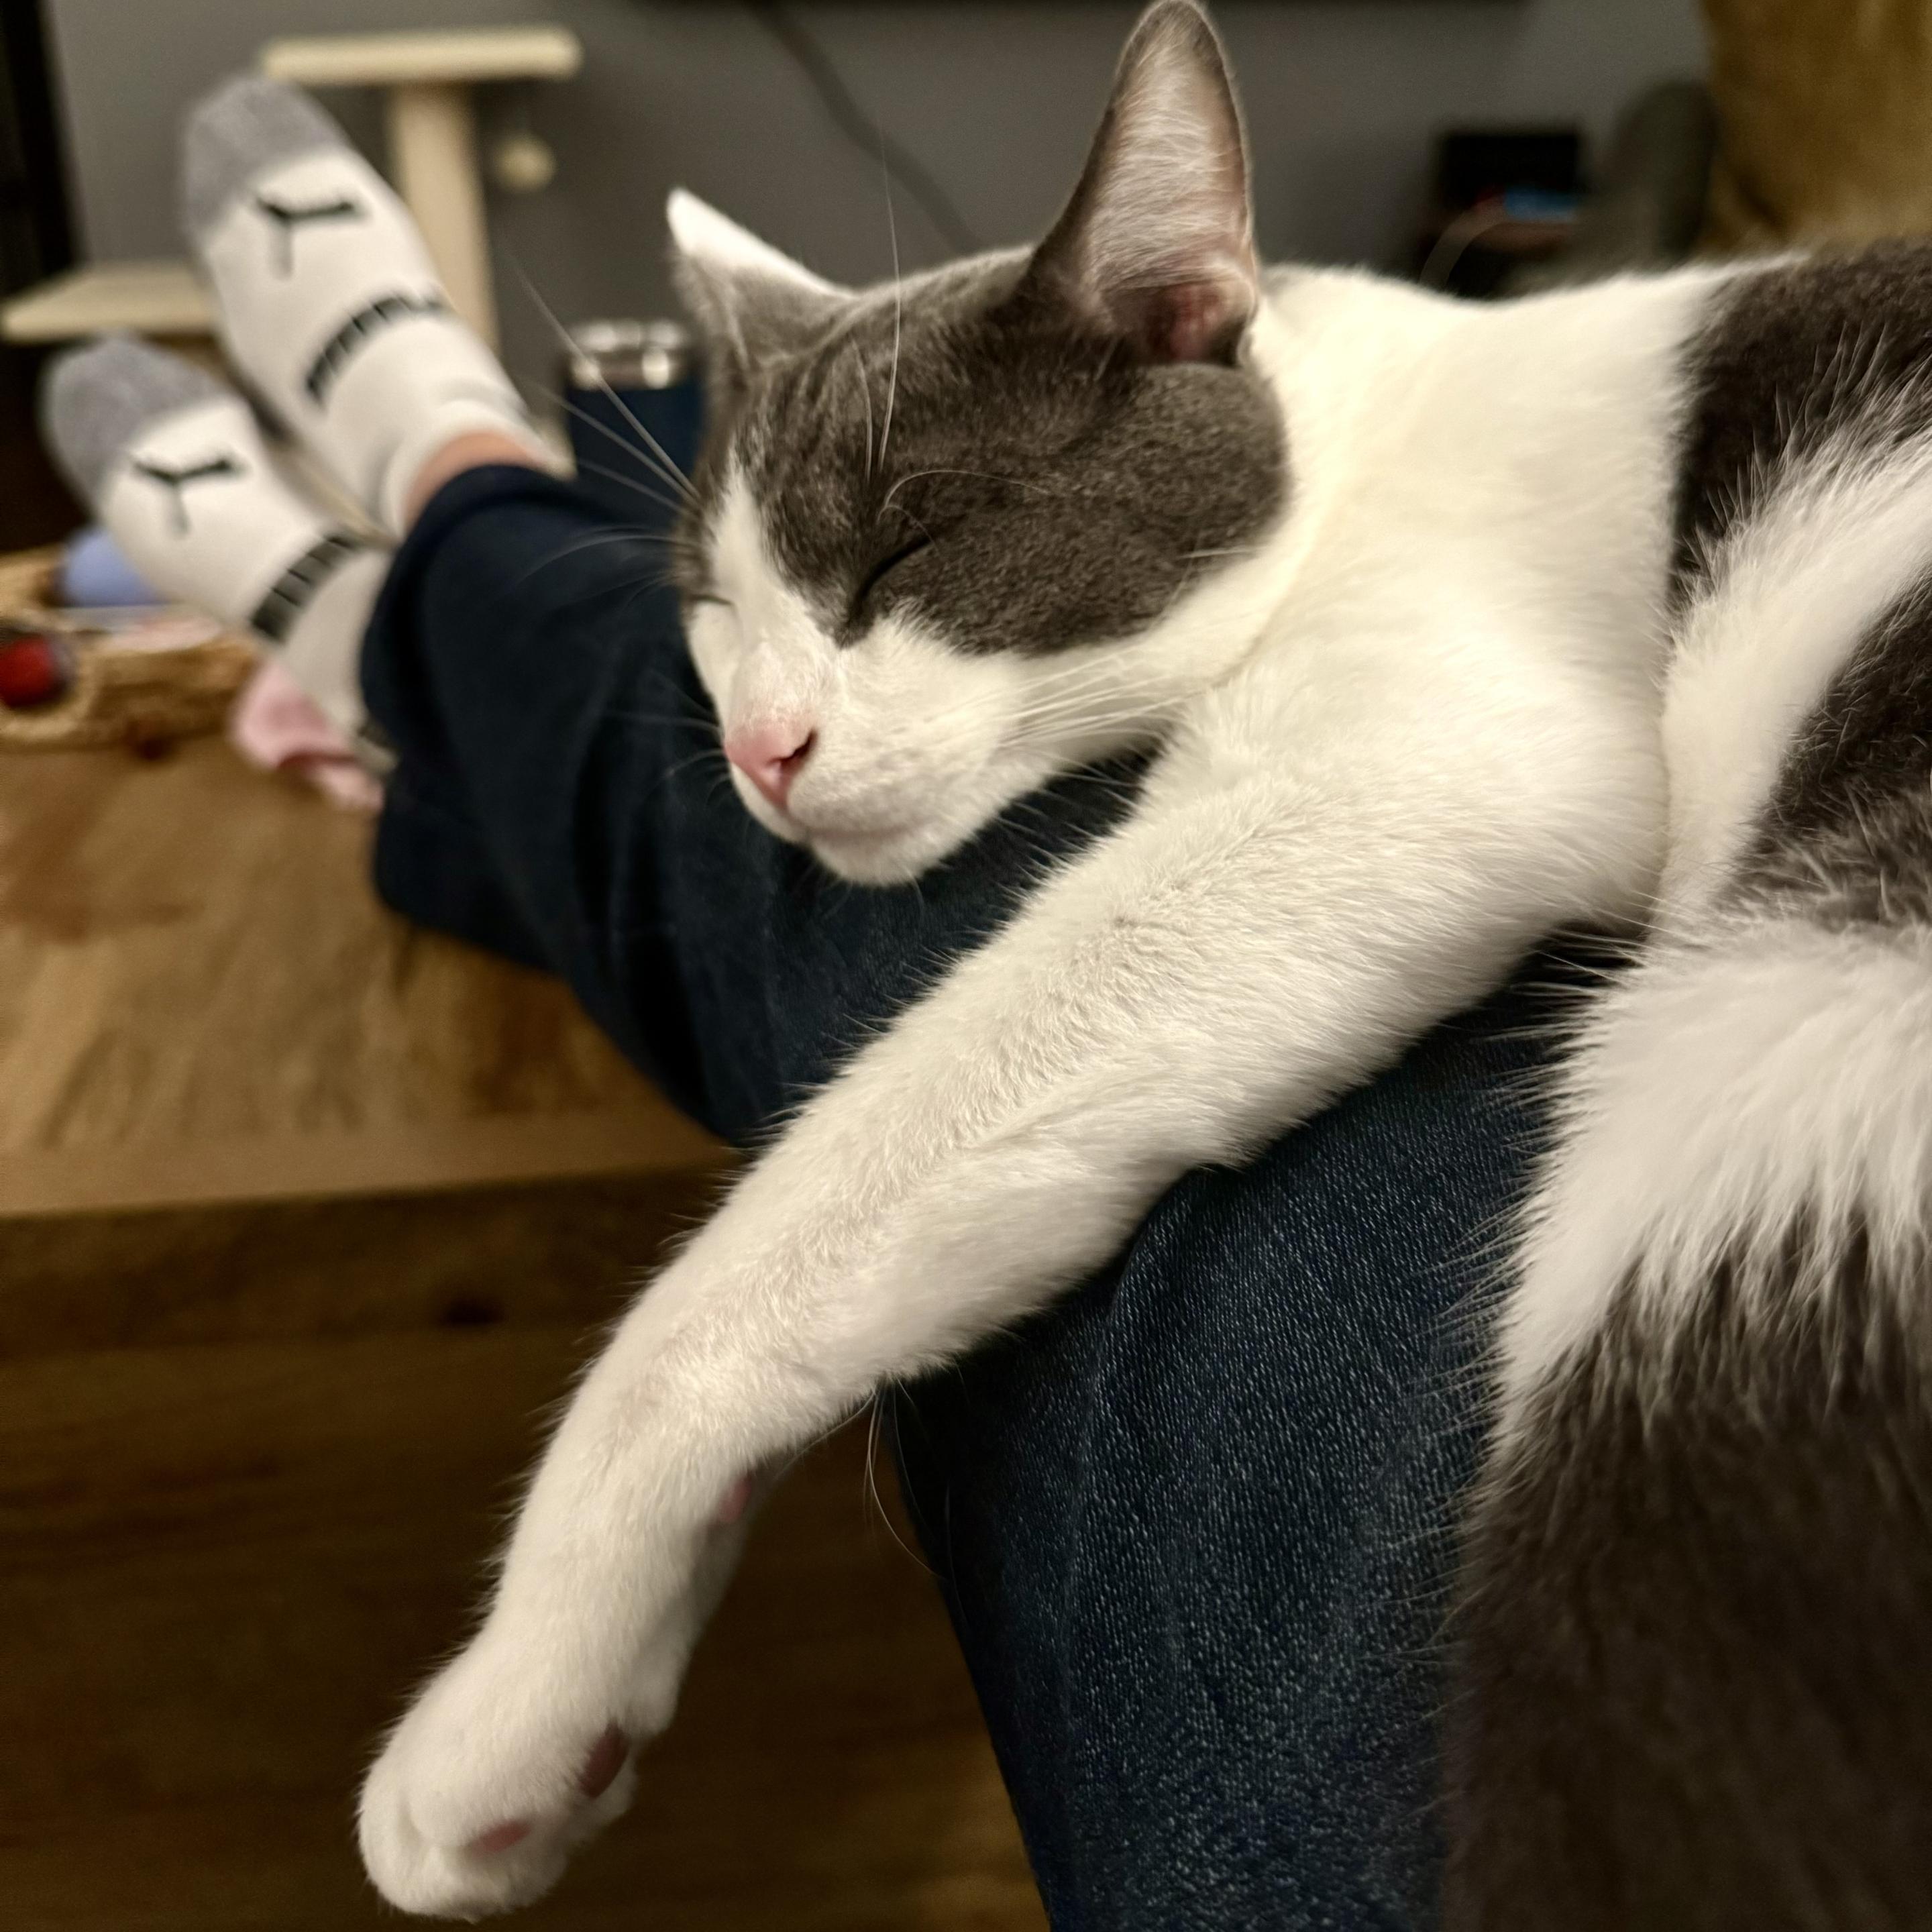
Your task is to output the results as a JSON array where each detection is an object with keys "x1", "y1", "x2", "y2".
[{"x1": 724, "y1": 721, "x2": 814, "y2": 810}]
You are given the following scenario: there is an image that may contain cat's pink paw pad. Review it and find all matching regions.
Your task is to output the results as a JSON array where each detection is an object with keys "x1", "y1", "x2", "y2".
[
  {"x1": 577, "y1": 1725, "x2": 629, "y2": 1799},
  {"x1": 467, "y1": 1819, "x2": 532, "y2": 1856},
  {"x1": 459, "y1": 1731, "x2": 625, "y2": 1865},
  {"x1": 361, "y1": 1705, "x2": 641, "y2": 1917}
]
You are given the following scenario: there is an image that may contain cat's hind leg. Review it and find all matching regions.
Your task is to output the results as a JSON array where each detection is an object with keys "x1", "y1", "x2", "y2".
[{"x1": 1446, "y1": 438, "x2": 1932, "y2": 1929}]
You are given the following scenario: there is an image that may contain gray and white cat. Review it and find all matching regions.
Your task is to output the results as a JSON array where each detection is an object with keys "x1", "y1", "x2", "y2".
[{"x1": 360, "y1": 6, "x2": 1932, "y2": 1921}]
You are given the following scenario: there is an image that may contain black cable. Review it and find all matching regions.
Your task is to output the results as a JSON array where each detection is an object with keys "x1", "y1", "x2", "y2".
[{"x1": 746, "y1": 3, "x2": 981, "y2": 258}]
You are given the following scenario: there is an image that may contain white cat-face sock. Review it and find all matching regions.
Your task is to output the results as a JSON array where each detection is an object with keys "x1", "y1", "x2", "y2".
[
  {"x1": 182, "y1": 74, "x2": 549, "y2": 536},
  {"x1": 40, "y1": 334, "x2": 387, "y2": 743}
]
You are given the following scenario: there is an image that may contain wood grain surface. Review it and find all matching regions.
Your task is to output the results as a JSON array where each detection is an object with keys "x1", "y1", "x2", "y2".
[
  {"x1": 0, "y1": 737, "x2": 1043, "y2": 1929},
  {"x1": 1, "y1": 1330, "x2": 1042, "y2": 1931},
  {"x1": 0, "y1": 736, "x2": 700, "y2": 1195}
]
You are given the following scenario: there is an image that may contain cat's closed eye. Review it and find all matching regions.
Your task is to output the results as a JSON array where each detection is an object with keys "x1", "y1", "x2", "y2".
[{"x1": 851, "y1": 533, "x2": 934, "y2": 622}]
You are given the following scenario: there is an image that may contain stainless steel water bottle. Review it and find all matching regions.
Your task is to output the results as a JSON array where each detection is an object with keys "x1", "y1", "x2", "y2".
[{"x1": 561, "y1": 319, "x2": 704, "y2": 534}]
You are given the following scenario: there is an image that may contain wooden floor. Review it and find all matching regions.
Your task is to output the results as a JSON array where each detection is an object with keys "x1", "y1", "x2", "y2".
[
  {"x1": 0, "y1": 735, "x2": 716, "y2": 1210},
  {"x1": 1, "y1": 1336, "x2": 1040, "y2": 1931},
  {"x1": 0, "y1": 738, "x2": 1044, "y2": 1930}
]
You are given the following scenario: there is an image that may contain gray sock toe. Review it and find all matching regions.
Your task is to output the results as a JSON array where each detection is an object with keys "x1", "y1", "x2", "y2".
[
  {"x1": 40, "y1": 333, "x2": 229, "y2": 505},
  {"x1": 181, "y1": 72, "x2": 347, "y2": 244}
]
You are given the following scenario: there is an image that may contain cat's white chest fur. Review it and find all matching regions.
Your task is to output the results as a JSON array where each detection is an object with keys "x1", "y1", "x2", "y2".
[{"x1": 1152, "y1": 267, "x2": 1734, "y2": 932}]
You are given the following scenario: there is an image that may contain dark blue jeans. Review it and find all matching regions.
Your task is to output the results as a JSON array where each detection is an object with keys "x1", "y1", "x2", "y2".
[{"x1": 364, "y1": 464, "x2": 1577, "y2": 1931}]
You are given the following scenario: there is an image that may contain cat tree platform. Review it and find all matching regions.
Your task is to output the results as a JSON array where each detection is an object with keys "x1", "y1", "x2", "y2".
[
  {"x1": 1, "y1": 260, "x2": 213, "y2": 344},
  {"x1": 1, "y1": 25, "x2": 581, "y2": 352}
]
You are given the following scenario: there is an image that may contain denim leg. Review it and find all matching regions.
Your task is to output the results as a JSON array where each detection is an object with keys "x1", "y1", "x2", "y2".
[
  {"x1": 362, "y1": 464, "x2": 722, "y2": 1117},
  {"x1": 892, "y1": 964, "x2": 1580, "y2": 1931},
  {"x1": 360, "y1": 464, "x2": 1575, "y2": 1929}
]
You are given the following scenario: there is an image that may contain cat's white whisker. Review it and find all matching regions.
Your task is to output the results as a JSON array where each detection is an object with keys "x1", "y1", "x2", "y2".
[
  {"x1": 564, "y1": 460, "x2": 695, "y2": 529},
  {"x1": 509, "y1": 529, "x2": 684, "y2": 591},
  {"x1": 849, "y1": 341, "x2": 877, "y2": 481},
  {"x1": 879, "y1": 171, "x2": 903, "y2": 473},
  {"x1": 878, "y1": 466, "x2": 1069, "y2": 518},
  {"x1": 537, "y1": 384, "x2": 698, "y2": 512},
  {"x1": 513, "y1": 258, "x2": 696, "y2": 504},
  {"x1": 567, "y1": 454, "x2": 690, "y2": 522}
]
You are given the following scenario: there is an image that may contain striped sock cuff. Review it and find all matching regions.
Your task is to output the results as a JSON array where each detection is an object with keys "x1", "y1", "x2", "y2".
[
  {"x1": 250, "y1": 529, "x2": 370, "y2": 644},
  {"x1": 303, "y1": 290, "x2": 449, "y2": 408}
]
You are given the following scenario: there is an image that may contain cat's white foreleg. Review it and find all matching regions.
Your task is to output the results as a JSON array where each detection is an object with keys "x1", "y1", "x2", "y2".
[{"x1": 360, "y1": 671, "x2": 1654, "y2": 1918}]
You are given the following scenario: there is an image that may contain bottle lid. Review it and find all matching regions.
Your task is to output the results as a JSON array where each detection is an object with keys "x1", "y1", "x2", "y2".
[{"x1": 566, "y1": 319, "x2": 698, "y2": 391}]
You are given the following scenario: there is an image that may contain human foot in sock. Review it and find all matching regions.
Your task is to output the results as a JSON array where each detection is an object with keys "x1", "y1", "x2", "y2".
[
  {"x1": 183, "y1": 74, "x2": 549, "y2": 536},
  {"x1": 41, "y1": 333, "x2": 388, "y2": 741}
]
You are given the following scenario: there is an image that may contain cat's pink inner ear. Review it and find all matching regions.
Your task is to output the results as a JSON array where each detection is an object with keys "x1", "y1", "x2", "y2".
[
  {"x1": 1030, "y1": 3, "x2": 1259, "y2": 365},
  {"x1": 1132, "y1": 279, "x2": 1249, "y2": 365},
  {"x1": 716, "y1": 1473, "x2": 754, "y2": 1525}
]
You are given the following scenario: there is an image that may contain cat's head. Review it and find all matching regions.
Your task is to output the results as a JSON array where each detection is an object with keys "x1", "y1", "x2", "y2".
[{"x1": 669, "y1": 0, "x2": 1285, "y2": 882}]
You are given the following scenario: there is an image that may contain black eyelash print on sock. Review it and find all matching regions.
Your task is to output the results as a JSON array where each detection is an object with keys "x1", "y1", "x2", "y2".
[
  {"x1": 304, "y1": 290, "x2": 451, "y2": 407},
  {"x1": 250, "y1": 530, "x2": 371, "y2": 643},
  {"x1": 253, "y1": 191, "x2": 367, "y2": 276},
  {"x1": 132, "y1": 454, "x2": 243, "y2": 536}
]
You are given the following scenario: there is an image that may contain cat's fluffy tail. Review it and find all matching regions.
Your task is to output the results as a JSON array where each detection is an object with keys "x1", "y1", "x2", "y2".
[{"x1": 1445, "y1": 653, "x2": 1932, "y2": 1924}]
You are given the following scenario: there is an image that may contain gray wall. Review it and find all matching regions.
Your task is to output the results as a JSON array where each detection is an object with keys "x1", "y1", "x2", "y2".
[{"x1": 45, "y1": 0, "x2": 1707, "y2": 393}]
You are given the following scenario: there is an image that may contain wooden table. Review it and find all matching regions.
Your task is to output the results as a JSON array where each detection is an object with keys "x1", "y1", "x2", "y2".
[{"x1": 0, "y1": 738, "x2": 1041, "y2": 1929}]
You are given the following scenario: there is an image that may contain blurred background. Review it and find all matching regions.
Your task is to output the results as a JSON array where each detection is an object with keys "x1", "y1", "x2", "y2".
[
  {"x1": 4, "y1": 3, "x2": 1928, "y2": 1928},
  {"x1": 39, "y1": 1, "x2": 1703, "y2": 380},
  {"x1": 0, "y1": 0, "x2": 1717, "y2": 550}
]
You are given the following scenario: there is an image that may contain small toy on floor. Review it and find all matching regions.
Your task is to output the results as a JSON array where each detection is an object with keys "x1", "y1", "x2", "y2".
[
  {"x1": 0, "y1": 543, "x2": 254, "y2": 752},
  {"x1": 0, "y1": 541, "x2": 380, "y2": 808},
  {"x1": 0, "y1": 625, "x2": 73, "y2": 710}
]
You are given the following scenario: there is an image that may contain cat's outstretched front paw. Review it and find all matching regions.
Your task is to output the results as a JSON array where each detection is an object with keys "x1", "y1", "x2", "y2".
[{"x1": 357, "y1": 1635, "x2": 653, "y2": 1919}]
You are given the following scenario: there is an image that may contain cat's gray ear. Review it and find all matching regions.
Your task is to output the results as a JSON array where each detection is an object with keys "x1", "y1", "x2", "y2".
[
  {"x1": 667, "y1": 190, "x2": 851, "y2": 376},
  {"x1": 1026, "y1": 1, "x2": 1258, "y2": 364}
]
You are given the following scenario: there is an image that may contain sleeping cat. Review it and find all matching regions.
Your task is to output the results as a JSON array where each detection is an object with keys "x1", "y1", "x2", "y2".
[{"x1": 359, "y1": 5, "x2": 1932, "y2": 1921}]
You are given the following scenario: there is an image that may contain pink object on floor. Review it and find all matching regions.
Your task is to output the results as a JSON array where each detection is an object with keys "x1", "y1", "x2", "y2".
[{"x1": 229, "y1": 661, "x2": 382, "y2": 813}]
